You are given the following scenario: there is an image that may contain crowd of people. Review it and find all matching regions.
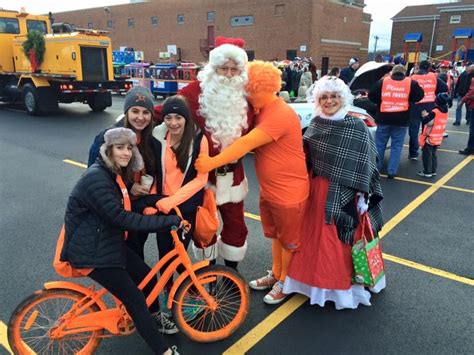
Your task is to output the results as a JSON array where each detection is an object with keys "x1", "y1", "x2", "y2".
[{"x1": 53, "y1": 35, "x2": 474, "y2": 353}]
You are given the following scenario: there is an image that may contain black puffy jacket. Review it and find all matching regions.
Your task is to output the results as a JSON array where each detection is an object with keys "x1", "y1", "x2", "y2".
[{"x1": 61, "y1": 159, "x2": 181, "y2": 269}]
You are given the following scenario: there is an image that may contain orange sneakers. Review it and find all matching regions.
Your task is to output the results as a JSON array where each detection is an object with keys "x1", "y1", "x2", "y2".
[
  {"x1": 263, "y1": 281, "x2": 287, "y2": 304},
  {"x1": 249, "y1": 270, "x2": 278, "y2": 290}
]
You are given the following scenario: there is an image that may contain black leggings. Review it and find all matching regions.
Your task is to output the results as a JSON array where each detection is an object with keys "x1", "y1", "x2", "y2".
[
  {"x1": 89, "y1": 247, "x2": 168, "y2": 354},
  {"x1": 126, "y1": 211, "x2": 195, "y2": 288}
]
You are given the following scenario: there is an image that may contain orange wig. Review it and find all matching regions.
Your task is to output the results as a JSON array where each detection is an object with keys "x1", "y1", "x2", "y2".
[{"x1": 246, "y1": 61, "x2": 282, "y2": 95}]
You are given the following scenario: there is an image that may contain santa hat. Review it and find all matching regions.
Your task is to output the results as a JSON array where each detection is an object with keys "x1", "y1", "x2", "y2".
[{"x1": 208, "y1": 36, "x2": 248, "y2": 70}]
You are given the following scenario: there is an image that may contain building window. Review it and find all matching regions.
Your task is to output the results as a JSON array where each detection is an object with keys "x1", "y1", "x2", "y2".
[
  {"x1": 207, "y1": 11, "x2": 215, "y2": 22},
  {"x1": 230, "y1": 15, "x2": 254, "y2": 27},
  {"x1": 128, "y1": 18, "x2": 134, "y2": 27},
  {"x1": 286, "y1": 49, "x2": 297, "y2": 60},
  {"x1": 246, "y1": 50, "x2": 255, "y2": 61},
  {"x1": 177, "y1": 14, "x2": 185, "y2": 24},
  {"x1": 274, "y1": 4, "x2": 285, "y2": 16},
  {"x1": 107, "y1": 20, "x2": 113, "y2": 28},
  {"x1": 450, "y1": 15, "x2": 461, "y2": 24},
  {"x1": 151, "y1": 16, "x2": 158, "y2": 26},
  {"x1": 87, "y1": 22, "x2": 93, "y2": 29}
]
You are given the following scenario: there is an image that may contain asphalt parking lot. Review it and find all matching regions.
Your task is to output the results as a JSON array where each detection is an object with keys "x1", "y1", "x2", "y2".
[{"x1": 0, "y1": 97, "x2": 472, "y2": 354}]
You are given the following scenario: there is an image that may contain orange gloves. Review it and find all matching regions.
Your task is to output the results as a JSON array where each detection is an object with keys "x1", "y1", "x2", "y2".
[
  {"x1": 195, "y1": 128, "x2": 273, "y2": 173},
  {"x1": 143, "y1": 207, "x2": 158, "y2": 215}
]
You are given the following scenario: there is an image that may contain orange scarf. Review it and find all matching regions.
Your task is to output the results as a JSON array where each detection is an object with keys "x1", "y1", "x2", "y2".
[{"x1": 116, "y1": 175, "x2": 132, "y2": 239}]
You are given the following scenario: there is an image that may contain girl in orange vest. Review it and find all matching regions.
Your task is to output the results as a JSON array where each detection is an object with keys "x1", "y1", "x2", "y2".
[{"x1": 417, "y1": 93, "x2": 450, "y2": 177}]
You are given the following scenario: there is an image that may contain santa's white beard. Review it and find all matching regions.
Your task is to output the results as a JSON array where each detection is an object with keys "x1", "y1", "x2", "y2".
[{"x1": 198, "y1": 74, "x2": 248, "y2": 150}]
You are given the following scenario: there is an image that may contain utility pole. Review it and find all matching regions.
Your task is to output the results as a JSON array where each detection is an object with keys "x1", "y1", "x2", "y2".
[{"x1": 373, "y1": 35, "x2": 379, "y2": 61}]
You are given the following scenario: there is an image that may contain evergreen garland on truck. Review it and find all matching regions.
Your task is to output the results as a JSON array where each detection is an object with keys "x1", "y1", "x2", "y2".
[{"x1": 22, "y1": 30, "x2": 46, "y2": 72}]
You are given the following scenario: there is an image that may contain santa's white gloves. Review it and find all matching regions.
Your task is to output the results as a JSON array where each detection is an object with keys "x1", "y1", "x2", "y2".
[{"x1": 356, "y1": 192, "x2": 369, "y2": 215}]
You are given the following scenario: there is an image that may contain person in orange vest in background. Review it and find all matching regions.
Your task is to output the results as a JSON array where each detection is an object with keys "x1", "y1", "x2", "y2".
[
  {"x1": 417, "y1": 93, "x2": 450, "y2": 177},
  {"x1": 409, "y1": 60, "x2": 448, "y2": 161},
  {"x1": 369, "y1": 64, "x2": 424, "y2": 179},
  {"x1": 437, "y1": 61, "x2": 454, "y2": 103}
]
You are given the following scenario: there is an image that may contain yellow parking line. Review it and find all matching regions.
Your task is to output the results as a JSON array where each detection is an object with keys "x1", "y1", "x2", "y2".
[
  {"x1": 380, "y1": 173, "x2": 474, "y2": 193},
  {"x1": 441, "y1": 185, "x2": 474, "y2": 194},
  {"x1": 63, "y1": 159, "x2": 87, "y2": 169},
  {"x1": 379, "y1": 156, "x2": 473, "y2": 238},
  {"x1": 224, "y1": 156, "x2": 473, "y2": 355},
  {"x1": 445, "y1": 130, "x2": 469, "y2": 134},
  {"x1": 401, "y1": 144, "x2": 460, "y2": 153},
  {"x1": 383, "y1": 253, "x2": 474, "y2": 286},
  {"x1": 0, "y1": 321, "x2": 13, "y2": 354},
  {"x1": 223, "y1": 294, "x2": 307, "y2": 355},
  {"x1": 244, "y1": 211, "x2": 261, "y2": 221}
]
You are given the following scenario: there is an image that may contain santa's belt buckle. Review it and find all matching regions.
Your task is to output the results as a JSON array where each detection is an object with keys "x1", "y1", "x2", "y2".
[{"x1": 215, "y1": 165, "x2": 229, "y2": 176}]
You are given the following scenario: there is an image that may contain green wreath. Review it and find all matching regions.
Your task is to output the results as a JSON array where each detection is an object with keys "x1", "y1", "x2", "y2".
[{"x1": 22, "y1": 30, "x2": 46, "y2": 67}]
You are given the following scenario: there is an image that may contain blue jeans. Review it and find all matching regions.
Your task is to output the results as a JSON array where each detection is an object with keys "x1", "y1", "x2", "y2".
[
  {"x1": 455, "y1": 96, "x2": 471, "y2": 124},
  {"x1": 376, "y1": 124, "x2": 408, "y2": 175}
]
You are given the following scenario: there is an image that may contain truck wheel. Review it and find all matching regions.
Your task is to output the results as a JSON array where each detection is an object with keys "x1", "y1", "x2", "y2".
[
  {"x1": 88, "y1": 93, "x2": 111, "y2": 112},
  {"x1": 22, "y1": 83, "x2": 42, "y2": 116}
]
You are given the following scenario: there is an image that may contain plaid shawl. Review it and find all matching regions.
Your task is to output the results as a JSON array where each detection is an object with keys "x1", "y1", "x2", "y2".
[{"x1": 304, "y1": 113, "x2": 384, "y2": 244}]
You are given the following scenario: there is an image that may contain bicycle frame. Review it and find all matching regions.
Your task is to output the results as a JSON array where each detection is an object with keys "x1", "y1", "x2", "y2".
[{"x1": 45, "y1": 227, "x2": 215, "y2": 338}]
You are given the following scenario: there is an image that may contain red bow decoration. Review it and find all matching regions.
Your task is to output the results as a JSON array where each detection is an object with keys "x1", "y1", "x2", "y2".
[{"x1": 215, "y1": 36, "x2": 245, "y2": 49}]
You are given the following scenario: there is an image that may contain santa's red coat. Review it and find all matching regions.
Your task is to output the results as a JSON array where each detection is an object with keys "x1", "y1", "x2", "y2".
[{"x1": 154, "y1": 80, "x2": 255, "y2": 205}]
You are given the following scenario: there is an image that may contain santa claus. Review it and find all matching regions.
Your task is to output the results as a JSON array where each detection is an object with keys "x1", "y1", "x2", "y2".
[{"x1": 155, "y1": 36, "x2": 254, "y2": 269}]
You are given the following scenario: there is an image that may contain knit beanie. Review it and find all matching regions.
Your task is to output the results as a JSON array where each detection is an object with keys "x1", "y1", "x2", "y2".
[
  {"x1": 419, "y1": 60, "x2": 431, "y2": 70},
  {"x1": 124, "y1": 86, "x2": 155, "y2": 115},
  {"x1": 435, "y1": 92, "x2": 449, "y2": 108},
  {"x1": 161, "y1": 96, "x2": 191, "y2": 120}
]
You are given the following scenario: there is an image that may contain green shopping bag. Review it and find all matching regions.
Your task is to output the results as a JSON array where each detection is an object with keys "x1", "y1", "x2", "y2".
[{"x1": 352, "y1": 214, "x2": 385, "y2": 287}]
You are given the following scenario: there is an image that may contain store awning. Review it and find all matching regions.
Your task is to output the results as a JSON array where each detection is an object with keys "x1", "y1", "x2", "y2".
[
  {"x1": 404, "y1": 32, "x2": 423, "y2": 43},
  {"x1": 452, "y1": 28, "x2": 472, "y2": 39}
]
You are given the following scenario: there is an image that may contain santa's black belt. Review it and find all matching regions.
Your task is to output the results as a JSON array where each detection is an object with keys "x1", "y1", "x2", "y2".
[{"x1": 215, "y1": 163, "x2": 238, "y2": 176}]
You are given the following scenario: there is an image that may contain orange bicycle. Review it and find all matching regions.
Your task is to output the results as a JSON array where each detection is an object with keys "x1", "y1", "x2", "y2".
[{"x1": 8, "y1": 214, "x2": 250, "y2": 353}]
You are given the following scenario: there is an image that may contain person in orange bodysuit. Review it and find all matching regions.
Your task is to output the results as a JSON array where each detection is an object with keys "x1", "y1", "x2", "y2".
[{"x1": 195, "y1": 61, "x2": 309, "y2": 304}]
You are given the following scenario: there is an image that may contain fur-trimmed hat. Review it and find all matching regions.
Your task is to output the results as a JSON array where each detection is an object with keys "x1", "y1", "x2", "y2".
[
  {"x1": 208, "y1": 36, "x2": 248, "y2": 70},
  {"x1": 99, "y1": 127, "x2": 144, "y2": 172}
]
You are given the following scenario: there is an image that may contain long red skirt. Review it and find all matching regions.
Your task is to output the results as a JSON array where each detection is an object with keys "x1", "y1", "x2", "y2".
[{"x1": 287, "y1": 176, "x2": 361, "y2": 290}]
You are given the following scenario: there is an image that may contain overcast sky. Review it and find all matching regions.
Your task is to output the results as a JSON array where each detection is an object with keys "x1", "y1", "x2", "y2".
[{"x1": 1, "y1": 0, "x2": 459, "y2": 51}]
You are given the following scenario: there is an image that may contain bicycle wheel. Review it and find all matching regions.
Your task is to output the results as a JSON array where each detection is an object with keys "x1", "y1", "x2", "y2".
[
  {"x1": 8, "y1": 288, "x2": 103, "y2": 354},
  {"x1": 172, "y1": 265, "x2": 249, "y2": 343}
]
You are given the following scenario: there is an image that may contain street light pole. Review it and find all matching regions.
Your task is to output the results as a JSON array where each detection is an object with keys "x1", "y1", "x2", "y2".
[{"x1": 373, "y1": 35, "x2": 379, "y2": 61}]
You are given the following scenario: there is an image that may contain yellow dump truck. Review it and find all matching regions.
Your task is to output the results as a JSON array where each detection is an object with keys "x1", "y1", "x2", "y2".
[{"x1": 0, "y1": 9, "x2": 131, "y2": 115}]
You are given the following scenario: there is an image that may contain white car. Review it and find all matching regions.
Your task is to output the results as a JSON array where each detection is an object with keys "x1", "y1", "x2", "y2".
[
  {"x1": 288, "y1": 61, "x2": 394, "y2": 140},
  {"x1": 288, "y1": 102, "x2": 377, "y2": 139}
]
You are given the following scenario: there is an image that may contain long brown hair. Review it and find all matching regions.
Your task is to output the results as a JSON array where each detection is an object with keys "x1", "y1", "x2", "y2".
[
  {"x1": 124, "y1": 111, "x2": 157, "y2": 176},
  {"x1": 162, "y1": 95, "x2": 196, "y2": 172},
  {"x1": 105, "y1": 145, "x2": 134, "y2": 182}
]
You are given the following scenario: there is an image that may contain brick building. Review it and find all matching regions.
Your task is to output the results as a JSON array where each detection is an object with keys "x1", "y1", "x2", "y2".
[
  {"x1": 390, "y1": 0, "x2": 474, "y2": 62},
  {"x1": 53, "y1": 0, "x2": 372, "y2": 73}
]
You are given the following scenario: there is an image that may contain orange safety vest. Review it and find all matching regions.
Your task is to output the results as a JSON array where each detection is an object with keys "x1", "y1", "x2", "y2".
[
  {"x1": 412, "y1": 72, "x2": 437, "y2": 104},
  {"x1": 419, "y1": 108, "x2": 448, "y2": 148},
  {"x1": 380, "y1": 77, "x2": 411, "y2": 112}
]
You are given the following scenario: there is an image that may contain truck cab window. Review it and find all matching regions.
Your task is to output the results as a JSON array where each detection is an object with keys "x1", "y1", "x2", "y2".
[
  {"x1": 27, "y1": 20, "x2": 47, "y2": 34},
  {"x1": 0, "y1": 18, "x2": 20, "y2": 34}
]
